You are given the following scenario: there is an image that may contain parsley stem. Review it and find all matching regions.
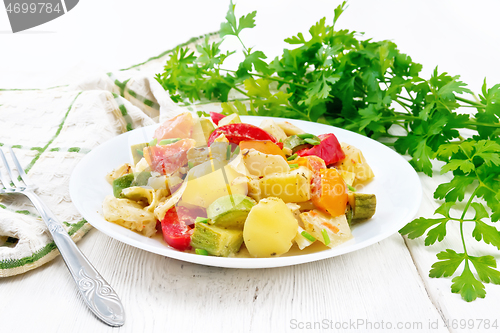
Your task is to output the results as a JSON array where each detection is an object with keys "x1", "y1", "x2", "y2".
[
  {"x1": 456, "y1": 96, "x2": 485, "y2": 108},
  {"x1": 465, "y1": 121, "x2": 500, "y2": 128},
  {"x1": 396, "y1": 95, "x2": 414, "y2": 103},
  {"x1": 380, "y1": 115, "x2": 419, "y2": 122},
  {"x1": 237, "y1": 36, "x2": 249, "y2": 53},
  {"x1": 395, "y1": 99, "x2": 412, "y2": 114},
  {"x1": 220, "y1": 68, "x2": 308, "y2": 88},
  {"x1": 190, "y1": 97, "x2": 251, "y2": 106},
  {"x1": 459, "y1": 186, "x2": 480, "y2": 256}
]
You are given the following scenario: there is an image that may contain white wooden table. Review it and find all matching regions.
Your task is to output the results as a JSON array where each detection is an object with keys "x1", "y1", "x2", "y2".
[{"x1": 2, "y1": 1, "x2": 500, "y2": 332}]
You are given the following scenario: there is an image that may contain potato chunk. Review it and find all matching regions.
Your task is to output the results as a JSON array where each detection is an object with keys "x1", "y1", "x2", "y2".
[
  {"x1": 181, "y1": 160, "x2": 248, "y2": 208},
  {"x1": 258, "y1": 166, "x2": 312, "y2": 203},
  {"x1": 102, "y1": 195, "x2": 157, "y2": 237},
  {"x1": 243, "y1": 197, "x2": 298, "y2": 257}
]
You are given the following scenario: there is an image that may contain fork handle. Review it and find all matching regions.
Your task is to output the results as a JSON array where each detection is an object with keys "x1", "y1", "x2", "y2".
[{"x1": 24, "y1": 191, "x2": 125, "y2": 327}]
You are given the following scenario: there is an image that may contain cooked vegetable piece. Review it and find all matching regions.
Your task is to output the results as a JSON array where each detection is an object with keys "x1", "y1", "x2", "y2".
[
  {"x1": 242, "y1": 148, "x2": 290, "y2": 177},
  {"x1": 106, "y1": 163, "x2": 132, "y2": 184},
  {"x1": 239, "y1": 140, "x2": 286, "y2": 159},
  {"x1": 132, "y1": 171, "x2": 152, "y2": 186},
  {"x1": 154, "y1": 181, "x2": 188, "y2": 221},
  {"x1": 154, "y1": 112, "x2": 193, "y2": 140},
  {"x1": 143, "y1": 138, "x2": 195, "y2": 175},
  {"x1": 243, "y1": 197, "x2": 298, "y2": 257},
  {"x1": 259, "y1": 119, "x2": 287, "y2": 142},
  {"x1": 207, "y1": 123, "x2": 278, "y2": 146},
  {"x1": 121, "y1": 187, "x2": 169, "y2": 213},
  {"x1": 131, "y1": 143, "x2": 149, "y2": 165},
  {"x1": 159, "y1": 138, "x2": 181, "y2": 145},
  {"x1": 334, "y1": 143, "x2": 374, "y2": 183},
  {"x1": 181, "y1": 160, "x2": 248, "y2": 208},
  {"x1": 300, "y1": 210, "x2": 352, "y2": 248},
  {"x1": 294, "y1": 226, "x2": 315, "y2": 250},
  {"x1": 283, "y1": 135, "x2": 320, "y2": 153},
  {"x1": 339, "y1": 170, "x2": 355, "y2": 187},
  {"x1": 160, "y1": 206, "x2": 197, "y2": 251},
  {"x1": 192, "y1": 117, "x2": 215, "y2": 147},
  {"x1": 112, "y1": 173, "x2": 135, "y2": 198},
  {"x1": 296, "y1": 133, "x2": 345, "y2": 165},
  {"x1": 311, "y1": 168, "x2": 348, "y2": 217},
  {"x1": 207, "y1": 194, "x2": 256, "y2": 229},
  {"x1": 134, "y1": 158, "x2": 150, "y2": 173},
  {"x1": 348, "y1": 192, "x2": 377, "y2": 221},
  {"x1": 210, "y1": 111, "x2": 226, "y2": 125},
  {"x1": 257, "y1": 166, "x2": 312, "y2": 203},
  {"x1": 187, "y1": 147, "x2": 211, "y2": 168},
  {"x1": 102, "y1": 195, "x2": 157, "y2": 237},
  {"x1": 147, "y1": 174, "x2": 168, "y2": 190},
  {"x1": 218, "y1": 113, "x2": 241, "y2": 126},
  {"x1": 209, "y1": 141, "x2": 230, "y2": 161},
  {"x1": 277, "y1": 121, "x2": 305, "y2": 136},
  {"x1": 286, "y1": 202, "x2": 302, "y2": 224},
  {"x1": 121, "y1": 186, "x2": 153, "y2": 205},
  {"x1": 195, "y1": 248, "x2": 209, "y2": 255},
  {"x1": 190, "y1": 222, "x2": 244, "y2": 257},
  {"x1": 289, "y1": 156, "x2": 326, "y2": 173}
]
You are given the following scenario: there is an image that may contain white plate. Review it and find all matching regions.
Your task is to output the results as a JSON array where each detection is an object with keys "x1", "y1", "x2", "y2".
[{"x1": 69, "y1": 116, "x2": 422, "y2": 269}]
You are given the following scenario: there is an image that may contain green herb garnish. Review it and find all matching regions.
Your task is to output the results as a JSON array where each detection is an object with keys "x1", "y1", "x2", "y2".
[
  {"x1": 347, "y1": 184, "x2": 356, "y2": 192},
  {"x1": 159, "y1": 138, "x2": 181, "y2": 145},
  {"x1": 288, "y1": 163, "x2": 299, "y2": 169},
  {"x1": 149, "y1": 138, "x2": 157, "y2": 146},
  {"x1": 301, "y1": 231, "x2": 316, "y2": 242},
  {"x1": 232, "y1": 145, "x2": 240, "y2": 157},
  {"x1": 321, "y1": 229, "x2": 331, "y2": 246},
  {"x1": 195, "y1": 248, "x2": 209, "y2": 255},
  {"x1": 287, "y1": 153, "x2": 298, "y2": 161},
  {"x1": 304, "y1": 138, "x2": 320, "y2": 145},
  {"x1": 195, "y1": 217, "x2": 209, "y2": 224}
]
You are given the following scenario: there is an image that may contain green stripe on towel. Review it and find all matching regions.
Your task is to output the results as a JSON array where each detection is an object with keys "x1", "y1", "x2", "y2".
[
  {"x1": 24, "y1": 92, "x2": 82, "y2": 174},
  {"x1": 0, "y1": 219, "x2": 89, "y2": 270}
]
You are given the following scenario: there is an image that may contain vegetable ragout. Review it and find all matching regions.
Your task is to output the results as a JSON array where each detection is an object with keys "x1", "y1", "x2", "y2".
[{"x1": 103, "y1": 112, "x2": 376, "y2": 258}]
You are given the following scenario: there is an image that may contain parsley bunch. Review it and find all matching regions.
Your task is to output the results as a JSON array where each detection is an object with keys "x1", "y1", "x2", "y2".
[{"x1": 155, "y1": 1, "x2": 500, "y2": 301}]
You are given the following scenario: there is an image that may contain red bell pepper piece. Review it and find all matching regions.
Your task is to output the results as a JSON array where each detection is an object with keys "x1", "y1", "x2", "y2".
[
  {"x1": 160, "y1": 206, "x2": 200, "y2": 251},
  {"x1": 296, "y1": 133, "x2": 345, "y2": 165},
  {"x1": 210, "y1": 112, "x2": 226, "y2": 125},
  {"x1": 207, "y1": 123, "x2": 278, "y2": 146}
]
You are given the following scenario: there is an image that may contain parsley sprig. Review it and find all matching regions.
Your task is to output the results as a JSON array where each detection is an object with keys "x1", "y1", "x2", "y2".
[
  {"x1": 400, "y1": 140, "x2": 500, "y2": 301},
  {"x1": 155, "y1": 1, "x2": 500, "y2": 301}
]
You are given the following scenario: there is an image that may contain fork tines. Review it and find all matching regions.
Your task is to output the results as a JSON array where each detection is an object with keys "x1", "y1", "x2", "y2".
[{"x1": 0, "y1": 147, "x2": 32, "y2": 192}]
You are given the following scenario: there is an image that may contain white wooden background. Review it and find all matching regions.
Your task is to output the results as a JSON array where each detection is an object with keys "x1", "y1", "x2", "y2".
[{"x1": 2, "y1": 1, "x2": 500, "y2": 332}]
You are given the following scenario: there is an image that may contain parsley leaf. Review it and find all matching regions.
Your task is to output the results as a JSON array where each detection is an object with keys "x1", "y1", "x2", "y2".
[
  {"x1": 429, "y1": 249, "x2": 465, "y2": 278},
  {"x1": 451, "y1": 263, "x2": 486, "y2": 302},
  {"x1": 220, "y1": 1, "x2": 256, "y2": 38}
]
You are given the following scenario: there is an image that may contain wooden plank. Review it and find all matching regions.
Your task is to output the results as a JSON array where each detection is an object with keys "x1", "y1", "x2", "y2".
[{"x1": 0, "y1": 229, "x2": 447, "y2": 332}]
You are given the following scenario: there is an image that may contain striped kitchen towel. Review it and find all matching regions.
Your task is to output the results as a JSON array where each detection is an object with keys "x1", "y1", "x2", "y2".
[{"x1": 0, "y1": 32, "x2": 219, "y2": 277}]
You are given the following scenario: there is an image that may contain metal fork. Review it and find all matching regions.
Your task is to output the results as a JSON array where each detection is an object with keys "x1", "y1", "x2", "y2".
[{"x1": 0, "y1": 147, "x2": 125, "y2": 327}]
